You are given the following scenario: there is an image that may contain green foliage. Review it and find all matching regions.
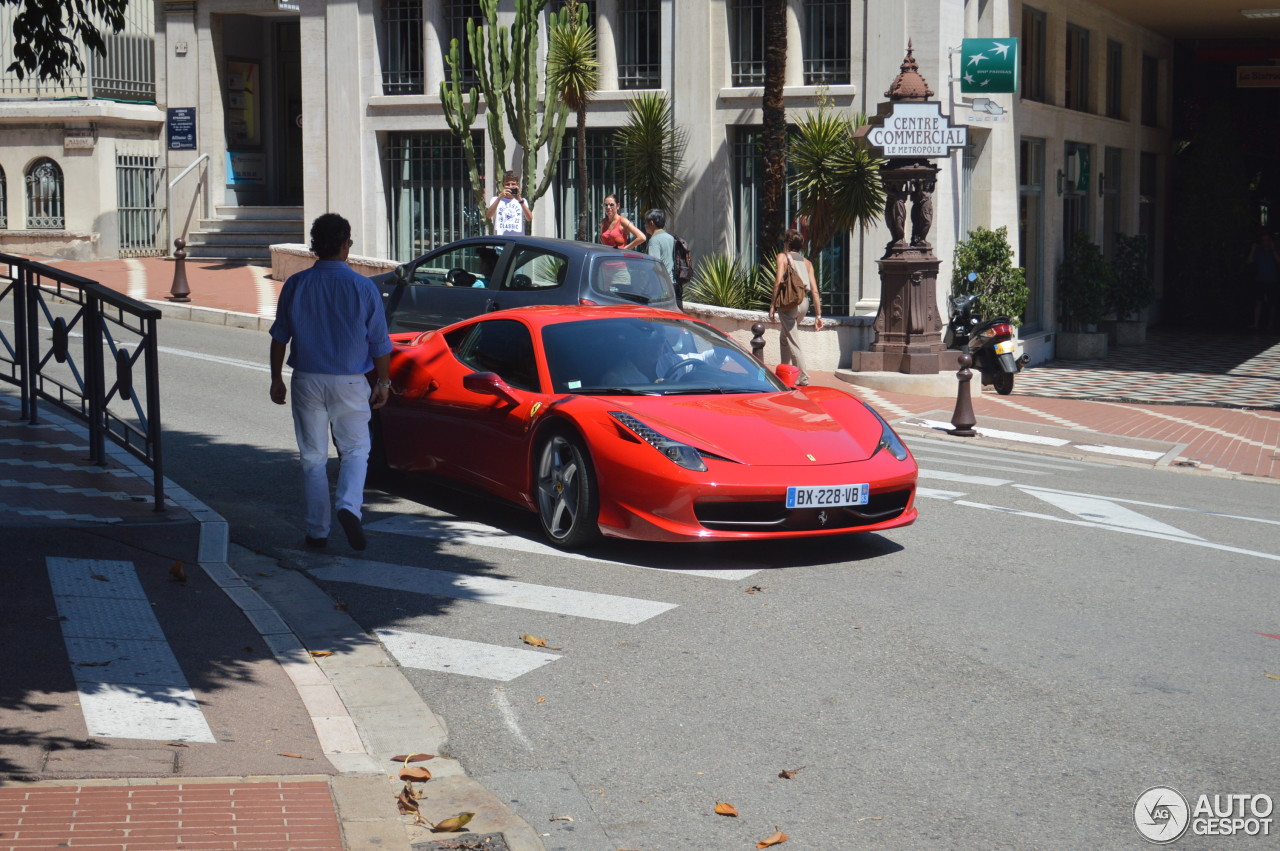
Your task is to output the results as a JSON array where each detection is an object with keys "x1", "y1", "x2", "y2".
[
  {"x1": 789, "y1": 104, "x2": 885, "y2": 254},
  {"x1": 1110, "y1": 234, "x2": 1154, "y2": 321},
  {"x1": 439, "y1": 38, "x2": 487, "y2": 221},
  {"x1": 5, "y1": 0, "x2": 126, "y2": 82},
  {"x1": 685, "y1": 254, "x2": 771, "y2": 311},
  {"x1": 615, "y1": 91, "x2": 688, "y2": 217},
  {"x1": 1057, "y1": 233, "x2": 1112, "y2": 331},
  {"x1": 440, "y1": 0, "x2": 572, "y2": 220},
  {"x1": 951, "y1": 226, "x2": 1028, "y2": 325},
  {"x1": 546, "y1": 1, "x2": 598, "y2": 240}
]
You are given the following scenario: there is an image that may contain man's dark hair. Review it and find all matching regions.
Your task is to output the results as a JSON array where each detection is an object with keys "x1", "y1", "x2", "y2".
[
  {"x1": 310, "y1": 213, "x2": 351, "y2": 258},
  {"x1": 644, "y1": 209, "x2": 666, "y2": 229}
]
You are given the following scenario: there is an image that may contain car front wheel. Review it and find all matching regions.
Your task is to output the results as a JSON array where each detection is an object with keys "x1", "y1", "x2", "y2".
[{"x1": 535, "y1": 430, "x2": 600, "y2": 549}]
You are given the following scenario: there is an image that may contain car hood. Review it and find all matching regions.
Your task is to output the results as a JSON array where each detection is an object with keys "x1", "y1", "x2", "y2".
[{"x1": 605, "y1": 388, "x2": 888, "y2": 466}]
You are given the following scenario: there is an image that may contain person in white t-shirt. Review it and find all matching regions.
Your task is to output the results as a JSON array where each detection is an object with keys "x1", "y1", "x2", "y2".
[{"x1": 486, "y1": 170, "x2": 533, "y2": 236}]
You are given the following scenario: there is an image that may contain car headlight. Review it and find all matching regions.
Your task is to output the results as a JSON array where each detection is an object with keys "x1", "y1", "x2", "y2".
[
  {"x1": 609, "y1": 411, "x2": 708, "y2": 472},
  {"x1": 863, "y1": 403, "x2": 910, "y2": 462}
]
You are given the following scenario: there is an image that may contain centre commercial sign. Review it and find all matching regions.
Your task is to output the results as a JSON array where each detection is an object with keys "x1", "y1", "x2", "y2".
[{"x1": 865, "y1": 102, "x2": 967, "y2": 158}]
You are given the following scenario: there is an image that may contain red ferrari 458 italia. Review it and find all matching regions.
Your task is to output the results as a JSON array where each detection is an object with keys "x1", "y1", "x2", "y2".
[{"x1": 375, "y1": 306, "x2": 918, "y2": 547}]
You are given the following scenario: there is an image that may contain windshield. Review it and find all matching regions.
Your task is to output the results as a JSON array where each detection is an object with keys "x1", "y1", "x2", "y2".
[
  {"x1": 542, "y1": 316, "x2": 785, "y2": 395},
  {"x1": 589, "y1": 256, "x2": 675, "y2": 305}
]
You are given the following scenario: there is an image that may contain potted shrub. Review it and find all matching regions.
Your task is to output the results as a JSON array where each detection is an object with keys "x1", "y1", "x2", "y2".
[
  {"x1": 1106, "y1": 234, "x2": 1154, "y2": 346},
  {"x1": 1056, "y1": 234, "x2": 1111, "y2": 360},
  {"x1": 951, "y1": 226, "x2": 1029, "y2": 323}
]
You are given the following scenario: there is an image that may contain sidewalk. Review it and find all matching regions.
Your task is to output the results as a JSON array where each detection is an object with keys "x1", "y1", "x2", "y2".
[{"x1": 3, "y1": 256, "x2": 1276, "y2": 851}]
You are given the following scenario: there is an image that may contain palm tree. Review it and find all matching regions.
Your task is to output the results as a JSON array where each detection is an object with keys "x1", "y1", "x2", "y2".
[
  {"x1": 546, "y1": 1, "x2": 599, "y2": 240},
  {"x1": 759, "y1": 0, "x2": 788, "y2": 260},
  {"x1": 615, "y1": 91, "x2": 688, "y2": 217},
  {"x1": 788, "y1": 105, "x2": 885, "y2": 253}
]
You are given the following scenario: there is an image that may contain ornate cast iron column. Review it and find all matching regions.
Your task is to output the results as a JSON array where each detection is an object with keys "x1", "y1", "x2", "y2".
[{"x1": 854, "y1": 43, "x2": 958, "y2": 375}]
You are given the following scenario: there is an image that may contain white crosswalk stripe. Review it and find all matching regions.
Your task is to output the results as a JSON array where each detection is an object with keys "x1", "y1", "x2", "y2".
[
  {"x1": 374, "y1": 630, "x2": 560, "y2": 681},
  {"x1": 365, "y1": 514, "x2": 764, "y2": 579},
  {"x1": 304, "y1": 556, "x2": 677, "y2": 624},
  {"x1": 46, "y1": 557, "x2": 215, "y2": 743}
]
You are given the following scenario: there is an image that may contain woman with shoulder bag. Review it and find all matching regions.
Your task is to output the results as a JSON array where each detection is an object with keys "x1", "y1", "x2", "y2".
[{"x1": 768, "y1": 228, "x2": 823, "y2": 386}]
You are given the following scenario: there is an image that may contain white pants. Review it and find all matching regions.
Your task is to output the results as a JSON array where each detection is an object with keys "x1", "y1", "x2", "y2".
[
  {"x1": 778, "y1": 297, "x2": 810, "y2": 384},
  {"x1": 290, "y1": 372, "x2": 372, "y2": 539}
]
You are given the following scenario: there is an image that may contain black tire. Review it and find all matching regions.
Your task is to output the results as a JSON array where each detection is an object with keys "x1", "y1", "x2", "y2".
[
  {"x1": 535, "y1": 429, "x2": 600, "y2": 549},
  {"x1": 993, "y1": 371, "x2": 1014, "y2": 395}
]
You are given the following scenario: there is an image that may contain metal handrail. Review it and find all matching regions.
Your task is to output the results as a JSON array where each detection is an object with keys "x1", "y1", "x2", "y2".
[
  {"x1": 167, "y1": 152, "x2": 211, "y2": 253},
  {"x1": 0, "y1": 252, "x2": 165, "y2": 511}
]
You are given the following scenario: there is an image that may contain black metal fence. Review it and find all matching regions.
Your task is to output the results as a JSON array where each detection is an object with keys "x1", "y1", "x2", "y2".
[{"x1": 0, "y1": 253, "x2": 165, "y2": 510}]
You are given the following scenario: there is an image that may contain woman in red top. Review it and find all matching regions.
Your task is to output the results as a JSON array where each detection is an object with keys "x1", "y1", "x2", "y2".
[{"x1": 599, "y1": 194, "x2": 646, "y2": 250}]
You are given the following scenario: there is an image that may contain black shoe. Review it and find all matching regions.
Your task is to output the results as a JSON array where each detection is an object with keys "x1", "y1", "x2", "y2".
[
  {"x1": 305, "y1": 535, "x2": 328, "y2": 549},
  {"x1": 337, "y1": 509, "x2": 366, "y2": 551}
]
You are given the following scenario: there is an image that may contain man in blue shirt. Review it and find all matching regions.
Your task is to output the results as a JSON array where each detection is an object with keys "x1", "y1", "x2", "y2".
[{"x1": 269, "y1": 214, "x2": 392, "y2": 551}]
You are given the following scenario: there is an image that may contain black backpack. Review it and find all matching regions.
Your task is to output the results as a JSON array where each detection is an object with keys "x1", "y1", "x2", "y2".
[{"x1": 670, "y1": 235, "x2": 693, "y2": 286}]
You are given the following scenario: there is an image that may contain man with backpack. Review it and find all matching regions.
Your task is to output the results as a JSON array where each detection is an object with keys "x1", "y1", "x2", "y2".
[{"x1": 643, "y1": 209, "x2": 692, "y2": 309}]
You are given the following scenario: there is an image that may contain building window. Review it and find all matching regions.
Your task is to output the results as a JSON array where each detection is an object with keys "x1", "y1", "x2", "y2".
[
  {"x1": 803, "y1": 0, "x2": 849, "y2": 85},
  {"x1": 0, "y1": 167, "x2": 6, "y2": 229},
  {"x1": 733, "y1": 127, "x2": 849, "y2": 315},
  {"x1": 618, "y1": 0, "x2": 661, "y2": 89},
  {"x1": 1021, "y1": 6, "x2": 1046, "y2": 103},
  {"x1": 555, "y1": 128, "x2": 633, "y2": 240},
  {"x1": 1139, "y1": 151, "x2": 1158, "y2": 276},
  {"x1": 730, "y1": 0, "x2": 765, "y2": 87},
  {"x1": 25, "y1": 158, "x2": 64, "y2": 229},
  {"x1": 1018, "y1": 137, "x2": 1045, "y2": 331},
  {"x1": 1101, "y1": 147, "x2": 1123, "y2": 259},
  {"x1": 1105, "y1": 40, "x2": 1123, "y2": 119},
  {"x1": 381, "y1": 0, "x2": 424, "y2": 95},
  {"x1": 1065, "y1": 25, "x2": 1090, "y2": 112},
  {"x1": 383, "y1": 132, "x2": 484, "y2": 262},
  {"x1": 445, "y1": 0, "x2": 481, "y2": 87},
  {"x1": 1062, "y1": 141, "x2": 1092, "y2": 252},
  {"x1": 1141, "y1": 54, "x2": 1159, "y2": 127},
  {"x1": 116, "y1": 152, "x2": 165, "y2": 256}
]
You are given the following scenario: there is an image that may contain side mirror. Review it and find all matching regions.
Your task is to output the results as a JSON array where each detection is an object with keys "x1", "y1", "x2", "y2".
[
  {"x1": 775, "y1": 364, "x2": 802, "y2": 387},
  {"x1": 463, "y1": 371, "x2": 520, "y2": 405},
  {"x1": 393, "y1": 264, "x2": 411, "y2": 284}
]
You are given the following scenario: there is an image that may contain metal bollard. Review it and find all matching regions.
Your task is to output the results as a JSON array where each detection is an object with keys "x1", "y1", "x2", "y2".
[
  {"x1": 750, "y1": 322, "x2": 766, "y2": 363},
  {"x1": 948, "y1": 352, "x2": 977, "y2": 437},
  {"x1": 168, "y1": 238, "x2": 192, "y2": 302}
]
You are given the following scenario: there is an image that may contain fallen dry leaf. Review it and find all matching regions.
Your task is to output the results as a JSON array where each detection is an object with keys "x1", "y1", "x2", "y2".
[
  {"x1": 757, "y1": 829, "x2": 788, "y2": 847},
  {"x1": 391, "y1": 753, "x2": 435, "y2": 763},
  {"x1": 1267, "y1": 672, "x2": 1280, "y2": 680},
  {"x1": 309, "y1": 650, "x2": 334, "y2": 658},
  {"x1": 431, "y1": 812, "x2": 475, "y2": 832},
  {"x1": 714, "y1": 802, "x2": 739, "y2": 817},
  {"x1": 745, "y1": 585, "x2": 765, "y2": 594},
  {"x1": 164, "y1": 742, "x2": 189, "y2": 748},
  {"x1": 399, "y1": 766, "x2": 432, "y2": 782},
  {"x1": 520, "y1": 634, "x2": 563, "y2": 650},
  {"x1": 856, "y1": 816, "x2": 883, "y2": 823},
  {"x1": 778, "y1": 766, "x2": 806, "y2": 780},
  {"x1": 395, "y1": 782, "x2": 420, "y2": 816},
  {"x1": 278, "y1": 752, "x2": 312, "y2": 760},
  {"x1": 169, "y1": 561, "x2": 187, "y2": 583},
  {"x1": 537, "y1": 696, "x2": 547, "y2": 703},
  {"x1": 549, "y1": 814, "x2": 574, "y2": 822}
]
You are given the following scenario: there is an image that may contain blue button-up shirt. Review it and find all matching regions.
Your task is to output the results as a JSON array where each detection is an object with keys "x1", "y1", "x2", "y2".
[{"x1": 269, "y1": 260, "x2": 392, "y2": 375}]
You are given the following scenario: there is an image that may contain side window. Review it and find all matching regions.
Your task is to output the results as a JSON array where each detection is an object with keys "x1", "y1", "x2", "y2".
[
  {"x1": 457, "y1": 319, "x2": 539, "y2": 391},
  {"x1": 502, "y1": 247, "x2": 568, "y2": 290},
  {"x1": 592, "y1": 256, "x2": 671, "y2": 303},
  {"x1": 410, "y1": 242, "x2": 504, "y2": 288}
]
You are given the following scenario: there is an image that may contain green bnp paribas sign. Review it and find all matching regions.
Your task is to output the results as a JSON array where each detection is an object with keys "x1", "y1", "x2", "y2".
[{"x1": 960, "y1": 38, "x2": 1018, "y2": 94}]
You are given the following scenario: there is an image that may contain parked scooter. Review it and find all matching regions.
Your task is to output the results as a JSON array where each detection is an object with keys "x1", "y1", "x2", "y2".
[{"x1": 943, "y1": 272, "x2": 1029, "y2": 395}]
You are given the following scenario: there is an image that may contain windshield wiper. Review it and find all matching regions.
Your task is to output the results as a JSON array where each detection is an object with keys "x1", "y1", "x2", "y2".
[
  {"x1": 660, "y1": 387, "x2": 732, "y2": 395},
  {"x1": 610, "y1": 292, "x2": 652, "y2": 304},
  {"x1": 572, "y1": 386, "x2": 659, "y2": 396}
]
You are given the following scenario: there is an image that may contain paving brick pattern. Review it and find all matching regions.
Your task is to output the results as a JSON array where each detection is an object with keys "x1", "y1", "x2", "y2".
[{"x1": 0, "y1": 780, "x2": 343, "y2": 850}]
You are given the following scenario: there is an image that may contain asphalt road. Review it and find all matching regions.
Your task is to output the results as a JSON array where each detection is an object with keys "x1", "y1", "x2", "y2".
[{"x1": 156, "y1": 319, "x2": 1280, "y2": 850}]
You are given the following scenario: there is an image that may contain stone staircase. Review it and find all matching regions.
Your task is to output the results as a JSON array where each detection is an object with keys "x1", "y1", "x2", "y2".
[{"x1": 182, "y1": 206, "x2": 304, "y2": 261}]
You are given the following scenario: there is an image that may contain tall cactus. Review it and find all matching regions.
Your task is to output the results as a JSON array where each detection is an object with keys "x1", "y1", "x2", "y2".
[
  {"x1": 439, "y1": 39, "x2": 487, "y2": 224},
  {"x1": 442, "y1": 0, "x2": 571, "y2": 212}
]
